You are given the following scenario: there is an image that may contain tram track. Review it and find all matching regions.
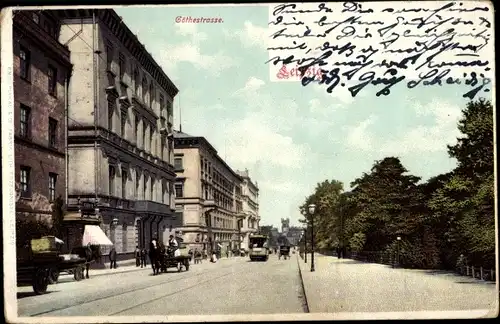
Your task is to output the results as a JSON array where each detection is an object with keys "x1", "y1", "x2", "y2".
[
  {"x1": 109, "y1": 270, "x2": 235, "y2": 315},
  {"x1": 29, "y1": 262, "x2": 239, "y2": 317}
]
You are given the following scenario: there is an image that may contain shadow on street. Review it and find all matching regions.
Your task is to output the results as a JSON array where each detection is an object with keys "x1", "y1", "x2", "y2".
[{"x1": 17, "y1": 291, "x2": 57, "y2": 299}]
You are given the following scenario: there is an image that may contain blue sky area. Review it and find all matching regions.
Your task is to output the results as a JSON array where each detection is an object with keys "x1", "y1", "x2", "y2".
[{"x1": 115, "y1": 5, "x2": 493, "y2": 229}]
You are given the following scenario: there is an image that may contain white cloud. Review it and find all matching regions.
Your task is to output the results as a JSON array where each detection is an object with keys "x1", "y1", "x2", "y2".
[
  {"x1": 224, "y1": 21, "x2": 268, "y2": 48},
  {"x1": 158, "y1": 44, "x2": 237, "y2": 76},
  {"x1": 380, "y1": 100, "x2": 461, "y2": 155},
  {"x1": 157, "y1": 22, "x2": 236, "y2": 75},
  {"x1": 233, "y1": 77, "x2": 265, "y2": 96},
  {"x1": 225, "y1": 114, "x2": 311, "y2": 169},
  {"x1": 259, "y1": 180, "x2": 304, "y2": 194},
  {"x1": 174, "y1": 23, "x2": 208, "y2": 44},
  {"x1": 344, "y1": 115, "x2": 378, "y2": 151}
]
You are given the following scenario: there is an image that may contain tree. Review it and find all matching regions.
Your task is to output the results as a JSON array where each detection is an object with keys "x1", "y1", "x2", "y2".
[
  {"x1": 348, "y1": 157, "x2": 421, "y2": 252},
  {"x1": 299, "y1": 180, "x2": 344, "y2": 250},
  {"x1": 429, "y1": 99, "x2": 495, "y2": 268}
]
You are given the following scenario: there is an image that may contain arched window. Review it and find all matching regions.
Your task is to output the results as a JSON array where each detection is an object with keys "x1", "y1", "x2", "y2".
[
  {"x1": 142, "y1": 77, "x2": 147, "y2": 103},
  {"x1": 149, "y1": 83, "x2": 154, "y2": 108},
  {"x1": 133, "y1": 68, "x2": 139, "y2": 95}
]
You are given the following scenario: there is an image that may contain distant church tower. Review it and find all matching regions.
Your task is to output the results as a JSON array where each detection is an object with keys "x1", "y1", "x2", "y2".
[{"x1": 281, "y1": 218, "x2": 290, "y2": 234}]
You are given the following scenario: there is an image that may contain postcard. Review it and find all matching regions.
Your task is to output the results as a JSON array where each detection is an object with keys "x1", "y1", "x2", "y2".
[{"x1": 1, "y1": 1, "x2": 498, "y2": 323}]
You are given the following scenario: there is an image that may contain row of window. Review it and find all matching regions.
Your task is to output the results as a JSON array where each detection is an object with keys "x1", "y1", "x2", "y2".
[
  {"x1": 19, "y1": 46, "x2": 58, "y2": 97},
  {"x1": 214, "y1": 216, "x2": 233, "y2": 230},
  {"x1": 108, "y1": 165, "x2": 173, "y2": 204},
  {"x1": 106, "y1": 40, "x2": 173, "y2": 117},
  {"x1": 107, "y1": 98, "x2": 172, "y2": 160},
  {"x1": 201, "y1": 157, "x2": 235, "y2": 195},
  {"x1": 19, "y1": 104, "x2": 59, "y2": 148},
  {"x1": 19, "y1": 166, "x2": 57, "y2": 201},
  {"x1": 213, "y1": 233, "x2": 233, "y2": 241},
  {"x1": 30, "y1": 12, "x2": 57, "y2": 39}
]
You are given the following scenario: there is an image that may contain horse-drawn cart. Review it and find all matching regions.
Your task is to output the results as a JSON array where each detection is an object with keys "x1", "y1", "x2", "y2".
[
  {"x1": 158, "y1": 245, "x2": 191, "y2": 273},
  {"x1": 16, "y1": 237, "x2": 63, "y2": 295}
]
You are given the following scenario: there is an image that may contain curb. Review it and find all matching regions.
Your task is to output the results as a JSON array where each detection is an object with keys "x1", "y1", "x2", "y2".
[{"x1": 296, "y1": 254, "x2": 310, "y2": 313}]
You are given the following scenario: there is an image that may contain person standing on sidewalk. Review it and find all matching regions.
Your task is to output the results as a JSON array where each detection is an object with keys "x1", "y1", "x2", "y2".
[
  {"x1": 135, "y1": 246, "x2": 141, "y2": 267},
  {"x1": 84, "y1": 243, "x2": 93, "y2": 279},
  {"x1": 109, "y1": 247, "x2": 117, "y2": 269},
  {"x1": 141, "y1": 247, "x2": 147, "y2": 268}
]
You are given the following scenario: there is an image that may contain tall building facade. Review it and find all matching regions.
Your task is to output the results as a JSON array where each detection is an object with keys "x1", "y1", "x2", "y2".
[
  {"x1": 13, "y1": 10, "x2": 72, "y2": 237},
  {"x1": 281, "y1": 218, "x2": 290, "y2": 234},
  {"x1": 236, "y1": 169, "x2": 260, "y2": 251},
  {"x1": 54, "y1": 9, "x2": 179, "y2": 259},
  {"x1": 173, "y1": 131, "x2": 243, "y2": 253}
]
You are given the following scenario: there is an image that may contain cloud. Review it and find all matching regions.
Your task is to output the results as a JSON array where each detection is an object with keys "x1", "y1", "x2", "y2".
[
  {"x1": 224, "y1": 21, "x2": 268, "y2": 48},
  {"x1": 342, "y1": 99, "x2": 462, "y2": 155},
  {"x1": 157, "y1": 22, "x2": 236, "y2": 76},
  {"x1": 344, "y1": 115, "x2": 378, "y2": 151},
  {"x1": 158, "y1": 44, "x2": 237, "y2": 76},
  {"x1": 233, "y1": 77, "x2": 265, "y2": 96},
  {"x1": 259, "y1": 180, "x2": 305, "y2": 194},
  {"x1": 225, "y1": 114, "x2": 311, "y2": 169},
  {"x1": 380, "y1": 100, "x2": 462, "y2": 155},
  {"x1": 174, "y1": 23, "x2": 208, "y2": 44}
]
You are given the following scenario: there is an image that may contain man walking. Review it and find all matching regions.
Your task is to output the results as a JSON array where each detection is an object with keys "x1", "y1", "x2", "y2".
[
  {"x1": 84, "y1": 243, "x2": 93, "y2": 279},
  {"x1": 135, "y1": 246, "x2": 141, "y2": 267},
  {"x1": 141, "y1": 247, "x2": 147, "y2": 268},
  {"x1": 109, "y1": 247, "x2": 117, "y2": 269}
]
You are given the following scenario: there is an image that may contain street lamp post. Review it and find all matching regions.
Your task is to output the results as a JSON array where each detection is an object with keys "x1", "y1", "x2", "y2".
[
  {"x1": 308, "y1": 204, "x2": 316, "y2": 272},
  {"x1": 396, "y1": 236, "x2": 401, "y2": 267},
  {"x1": 304, "y1": 227, "x2": 307, "y2": 263}
]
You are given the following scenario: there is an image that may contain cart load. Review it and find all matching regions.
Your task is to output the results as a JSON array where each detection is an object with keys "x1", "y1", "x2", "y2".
[{"x1": 17, "y1": 236, "x2": 64, "y2": 295}]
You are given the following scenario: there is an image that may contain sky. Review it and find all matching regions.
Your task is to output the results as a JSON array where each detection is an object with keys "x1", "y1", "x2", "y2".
[{"x1": 115, "y1": 4, "x2": 493, "y2": 229}]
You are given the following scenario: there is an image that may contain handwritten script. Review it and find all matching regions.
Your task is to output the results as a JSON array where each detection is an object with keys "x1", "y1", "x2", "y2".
[{"x1": 267, "y1": 1, "x2": 493, "y2": 99}]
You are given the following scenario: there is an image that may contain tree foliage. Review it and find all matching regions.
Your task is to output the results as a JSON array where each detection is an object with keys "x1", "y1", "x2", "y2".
[{"x1": 299, "y1": 99, "x2": 495, "y2": 269}]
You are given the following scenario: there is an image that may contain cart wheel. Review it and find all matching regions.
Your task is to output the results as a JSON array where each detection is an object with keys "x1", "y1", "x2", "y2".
[
  {"x1": 184, "y1": 260, "x2": 190, "y2": 271},
  {"x1": 74, "y1": 267, "x2": 84, "y2": 281},
  {"x1": 48, "y1": 268, "x2": 59, "y2": 284},
  {"x1": 177, "y1": 262, "x2": 182, "y2": 272},
  {"x1": 33, "y1": 268, "x2": 49, "y2": 295}
]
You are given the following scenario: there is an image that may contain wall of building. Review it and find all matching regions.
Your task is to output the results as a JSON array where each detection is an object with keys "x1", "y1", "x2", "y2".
[
  {"x1": 57, "y1": 10, "x2": 178, "y2": 260},
  {"x1": 14, "y1": 14, "x2": 70, "y2": 223},
  {"x1": 59, "y1": 21, "x2": 95, "y2": 127}
]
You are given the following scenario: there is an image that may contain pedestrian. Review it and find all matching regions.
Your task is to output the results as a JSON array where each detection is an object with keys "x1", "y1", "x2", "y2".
[
  {"x1": 194, "y1": 249, "x2": 201, "y2": 264},
  {"x1": 84, "y1": 243, "x2": 93, "y2": 279},
  {"x1": 188, "y1": 249, "x2": 193, "y2": 263},
  {"x1": 141, "y1": 248, "x2": 147, "y2": 267},
  {"x1": 135, "y1": 246, "x2": 141, "y2": 267},
  {"x1": 109, "y1": 247, "x2": 117, "y2": 269}
]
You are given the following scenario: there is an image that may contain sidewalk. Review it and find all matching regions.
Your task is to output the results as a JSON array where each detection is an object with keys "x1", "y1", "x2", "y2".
[
  {"x1": 296, "y1": 253, "x2": 498, "y2": 318},
  {"x1": 59, "y1": 255, "x2": 245, "y2": 279}
]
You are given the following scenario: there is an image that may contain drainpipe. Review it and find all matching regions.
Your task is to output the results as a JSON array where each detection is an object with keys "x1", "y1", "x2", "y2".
[
  {"x1": 64, "y1": 70, "x2": 71, "y2": 208},
  {"x1": 92, "y1": 10, "x2": 99, "y2": 207}
]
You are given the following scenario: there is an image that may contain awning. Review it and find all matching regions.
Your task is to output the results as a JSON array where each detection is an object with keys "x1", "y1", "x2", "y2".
[
  {"x1": 82, "y1": 225, "x2": 113, "y2": 246},
  {"x1": 55, "y1": 237, "x2": 64, "y2": 244}
]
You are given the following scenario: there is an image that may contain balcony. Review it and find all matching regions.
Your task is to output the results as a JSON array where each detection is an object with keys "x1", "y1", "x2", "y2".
[{"x1": 135, "y1": 200, "x2": 171, "y2": 214}]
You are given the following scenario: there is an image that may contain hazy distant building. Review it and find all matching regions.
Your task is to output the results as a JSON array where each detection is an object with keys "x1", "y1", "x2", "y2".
[
  {"x1": 173, "y1": 130, "x2": 243, "y2": 253},
  {"x1": 236, "y1": 169, "x2": 260, "y2": 251}
]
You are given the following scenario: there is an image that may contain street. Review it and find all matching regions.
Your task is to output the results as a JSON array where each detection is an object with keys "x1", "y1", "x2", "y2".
[{"x1": 17, "y1": 255, "x2": 307, "y2": 317}]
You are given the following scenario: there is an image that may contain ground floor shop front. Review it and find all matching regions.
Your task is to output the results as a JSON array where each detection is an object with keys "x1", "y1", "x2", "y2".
[{"x1": 62, "y1": 204, "x2": 179, "y2": 267}]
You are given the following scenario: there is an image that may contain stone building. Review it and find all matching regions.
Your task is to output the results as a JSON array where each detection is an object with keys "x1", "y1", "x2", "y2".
[
  {"x1": 173, "y1": 130, "x2": 243, "y2": 253},
  {"x1": 13, "y1": 10, "x2": 72, "y2": 238},
  {"x1": 236, "y1": 169, "x2": 260, "y2": 251},
  {"x1": 53, "y1": 9, "x2": 179, "y2": 260}
]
